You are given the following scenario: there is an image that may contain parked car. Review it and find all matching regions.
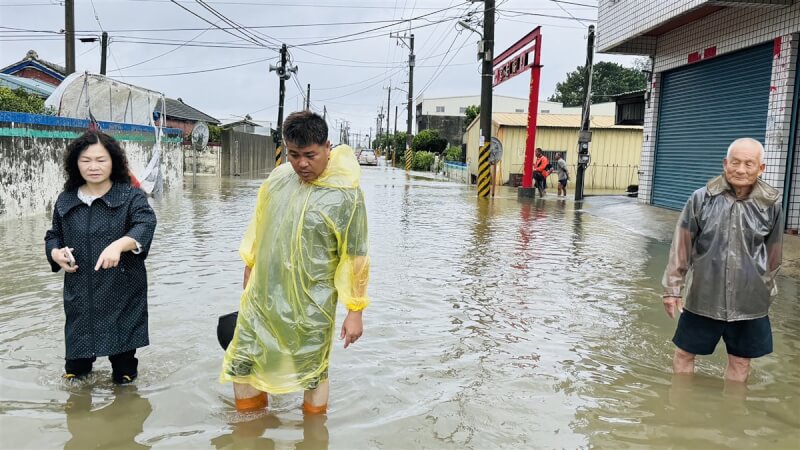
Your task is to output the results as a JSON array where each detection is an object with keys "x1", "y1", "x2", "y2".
[{"x1": 358, "y1": 149, "x2": 377, "y2": 166}]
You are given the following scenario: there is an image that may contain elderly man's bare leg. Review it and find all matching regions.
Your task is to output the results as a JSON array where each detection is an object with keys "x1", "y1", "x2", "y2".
[
  {"x1": 725, "y1": 355, "x2": 751, "y2": 383},
  {"x1": 673, "y1": 348, "x2": 695, "y2": 374},
  {"x1": 234, "y1": 382, "x2": 268, "y2": 412},
  {"x1": 303, "y1": 379, "x2": 330, "y2": 415}
]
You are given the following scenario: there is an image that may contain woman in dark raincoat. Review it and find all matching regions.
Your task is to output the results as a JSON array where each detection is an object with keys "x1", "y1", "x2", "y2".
[{"x1": 45, "y1": 130, "x2": 156, "y2": 384}]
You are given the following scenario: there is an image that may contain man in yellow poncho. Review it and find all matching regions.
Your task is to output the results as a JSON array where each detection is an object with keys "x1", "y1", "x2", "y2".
[{"x1": 220, "y1": 111, "x2": 370, "y2": 414}]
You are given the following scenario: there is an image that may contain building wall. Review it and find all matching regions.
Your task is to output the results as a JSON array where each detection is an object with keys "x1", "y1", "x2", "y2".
[
  {"x1": 631, "y1": 3, "x2": 800, "y2": 229},
  {"x1": 417, "y1": 115, "x2": 468, "y2": 148},
  {"x1": 10, "y1": 67, "x2": 62, "y2": 87},
  {"x1": 465, "y1": 122, "x2": 643, "y2": 190},
  {"x1": 0, "y1": 112, "x2": 183, "y2": 220},
  {"x1": 165, "y1": 118, "x2": 194, "y2": 141},
  {"x1": 417, "y1": 96, "x2": 531, "y2": 117},
  {"x1": 597, "y1": 0, "x2": 708, "y2": 54}
]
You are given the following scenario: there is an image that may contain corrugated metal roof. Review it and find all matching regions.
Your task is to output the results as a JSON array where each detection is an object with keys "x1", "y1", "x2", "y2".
[
  {"x1": 491, "y1": 112, "x2": 642, "y2": 129},
  {"x1": 0, "y1": 73, "x2": 55, "y2": 98},
  {"x1": 162, "y1": 97, "x2": 220, "y2": 124}
]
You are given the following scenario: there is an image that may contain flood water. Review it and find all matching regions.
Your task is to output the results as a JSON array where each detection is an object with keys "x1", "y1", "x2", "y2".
[{"x1": 1, "y1": 166, "x2": 799, "y2": 449}]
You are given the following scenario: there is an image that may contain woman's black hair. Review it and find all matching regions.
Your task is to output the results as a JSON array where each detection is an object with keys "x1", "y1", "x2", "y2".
[{"x1": 63, "y1": 130, "x2": 131, "y2": 191}]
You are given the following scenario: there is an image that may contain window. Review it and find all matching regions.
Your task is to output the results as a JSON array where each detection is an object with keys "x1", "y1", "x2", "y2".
[
  {"x1": 459, "y1": 107, "x2": 467, "y2": 114},
  {"x1": 436, "y1": 106, "x2": 445, "y2": 113},
  {"x1": 515, "y1": 108, "x2": 525, "y2": 113},
  {"x1": 540, "y1": 109, "x2": 550, "y2": 114}
]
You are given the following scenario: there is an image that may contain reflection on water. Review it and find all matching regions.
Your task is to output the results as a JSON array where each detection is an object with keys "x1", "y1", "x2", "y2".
[
  {"x1": 0, "y1": 169, "x2": 798, "y2": 449},
  {"x1": 65, "y1": 387, "x2": 152, "y2": 450}
]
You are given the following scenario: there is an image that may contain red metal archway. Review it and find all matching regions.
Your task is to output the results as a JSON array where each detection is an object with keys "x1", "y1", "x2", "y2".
[{"x1": 492, "y1": 27, "x2": 541, "y2": 191}]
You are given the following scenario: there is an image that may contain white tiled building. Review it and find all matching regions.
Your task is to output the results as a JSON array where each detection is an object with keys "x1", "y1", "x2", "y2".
[{"x1": 598, "y1": 0, "x2": 800, "y2": 232}]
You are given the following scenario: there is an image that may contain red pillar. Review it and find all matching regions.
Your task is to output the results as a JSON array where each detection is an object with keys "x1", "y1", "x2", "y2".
[{"x1": 522, "y1": 36, "x2": 541, "y2": 189}]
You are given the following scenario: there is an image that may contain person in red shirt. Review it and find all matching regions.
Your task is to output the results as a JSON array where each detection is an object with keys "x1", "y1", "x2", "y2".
[{"x1": 533, "y1": 148, "x2": 550, "y2": 197}]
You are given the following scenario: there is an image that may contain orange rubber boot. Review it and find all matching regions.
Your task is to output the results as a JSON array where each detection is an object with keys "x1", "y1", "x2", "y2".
[
  {"x1": 235, "y1": 392, "x2": 268, "y2": 412},
  {"x1": 302, "y1": 401, "x2": 327, "y2": 415}
]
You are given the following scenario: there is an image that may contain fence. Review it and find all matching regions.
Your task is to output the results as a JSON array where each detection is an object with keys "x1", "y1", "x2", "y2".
[
  {"x1": 220, "y1": 130, "x2": 275, "y2": 177},
  {"x1": 443, "y1": 161, "x2": 469, "y2": 183}
]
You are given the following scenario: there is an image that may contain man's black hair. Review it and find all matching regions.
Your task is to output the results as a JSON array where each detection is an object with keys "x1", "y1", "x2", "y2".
[{"x1": 282, "y1": 111, "x2": 328, "y2": 147}]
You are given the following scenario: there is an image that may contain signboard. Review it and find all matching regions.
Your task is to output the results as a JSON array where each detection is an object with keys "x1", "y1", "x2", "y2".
[{"x1": 493, "y1": 49, "x2": 533, "y2": 86}]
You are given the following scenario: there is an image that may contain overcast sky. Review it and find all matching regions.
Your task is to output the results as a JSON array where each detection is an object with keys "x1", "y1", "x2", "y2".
[{"x1": 0, "y1": 0, "x2": 637, "y2": 144}]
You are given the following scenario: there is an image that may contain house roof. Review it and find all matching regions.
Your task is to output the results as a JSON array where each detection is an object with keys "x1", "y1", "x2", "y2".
[
  {"x1": 467, "y1": 112, "x2": 643, "y2": 131},
  {"x1": 0, "y1": 73, "x2": 56, "y2": 98},
  {"x1": 222, "y1": 118, "x2": 260, "y2": 128},
  {"x1": 0, "y1": 50, "x2": 66, "y2": 83},
  {"x1": 162, "y1": 97, "x2": 220, "y2": 124},
  {"x1": 499, "y1": 113, "x2": 642, "y2": 129}
]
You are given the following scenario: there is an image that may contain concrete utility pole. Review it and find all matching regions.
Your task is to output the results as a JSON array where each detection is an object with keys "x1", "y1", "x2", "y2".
[
  {"x1": 574, "y1": 25, "x2": 595, "y2": 201},
  {"x1": 65, "y1": 0, "x2": 75, "y2": 75},
  {"x1": 386, "y1": 85, "x2": 392, "y2": 159},
  {"x1": 477, "y1": 0, "x2": 495, "y2": 197},
  {"x1": 270, "y1": 44, "x2": 298, "y2": 166},
  {"x1": 100, "y1": 32, "x2": 108, "y2": 75},
  {"x1": 392, "y1": 32, "x2": 415, "y2": 169},
  {"x1": 305, "y1": 83, "x2": 311, "y2": 110}
]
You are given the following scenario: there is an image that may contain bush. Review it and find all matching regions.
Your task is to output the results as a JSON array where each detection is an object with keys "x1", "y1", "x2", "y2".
[
  {"x1": 0, "y1": 87, "x2": 45, "y2": 114},
  {"x1": 444, "y1": 146, "x2": 462, "y2": 162},
  {"x1": 412, "y1": 129, "x2": 447, "y2": 154},
  {"x1": 411, "y1": 151, "x2": 435, "y2": 171}
]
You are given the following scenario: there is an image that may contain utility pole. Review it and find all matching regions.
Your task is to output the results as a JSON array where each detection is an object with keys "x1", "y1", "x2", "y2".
[
  {"x1": 65, "y1": 0, "x2": 75, "y2": 75},
  {"x1": 386, "y1": 85, "x2": 392, "y2": 160},
  {"x1": 392, "y1": 32, "x2": 415, "y2": 170},
  {"x1": 269, "y1": 44, "x2": 298, "y2": 166},
  {"x1": 575, "y1": 25, "x2": 595, "y2": 201},
  {"x1": 99, "y1": 32, "x2": 108, "y2": 75},
  {"x1": 305, "y1": 83, "x2": 311, "y2": 110},
  {"x1": 477, "y1": 0, "x2": 495, "y2": 197},
  {"x1": 323, "y1": 105, "x2": 327, "y2": 121}
]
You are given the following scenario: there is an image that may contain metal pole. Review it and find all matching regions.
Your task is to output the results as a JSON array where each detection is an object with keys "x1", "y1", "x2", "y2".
[
  {"x1": 477, "y1": 0, "x2": 495, "y2": 197},
  {"x1": 306, "y1": 83, "x2": 311, "y2": 110},
  {"x1": 65, "y1": 0, "x2": 75, "y2": 75},
  {"x1": 100, "y1": 32, "x2": 108, "y2": 75},
  {"x1": 575, "y1": 25, "x2": 595, "y2": 201}
]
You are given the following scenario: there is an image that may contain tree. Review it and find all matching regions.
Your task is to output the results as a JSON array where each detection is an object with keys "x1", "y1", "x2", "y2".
[
  {"x1": 464, "y1": 104, "x2": 480, "y2": 125},
  {"x1": 548, "y1": 61, "x2": 647, "y2": 107},
  {"x1": 208, "y1": 124, "x2": 223, "y2": 143},
  {"x1": 0, "y1": 87, "x2": 45, "y2": 114},
  {"x1": 412, "y1": 129, "x2": 447, "y2": 154},
  {"x1": 444, "y1": 146, "x2": 463, "y2": 162}
]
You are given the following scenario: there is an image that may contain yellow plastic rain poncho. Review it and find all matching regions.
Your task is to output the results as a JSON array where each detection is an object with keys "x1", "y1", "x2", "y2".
[{"x1": 220, "y1": 145, "x2": 370, "y2": 393}]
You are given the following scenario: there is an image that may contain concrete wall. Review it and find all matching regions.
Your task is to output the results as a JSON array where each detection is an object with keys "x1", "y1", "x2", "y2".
[
  {"x1": 184, "y1": 144, "x2": 222, "y2": 176},
  {"x1": 416, "y1": 95, "x2": 531, "y2": 117},
  {"x1": 0, "y1": 112, "x2": 183, "y2": 220},
  {"x1": 220, "y1": 129, "x2": 275, "y2": 177}
]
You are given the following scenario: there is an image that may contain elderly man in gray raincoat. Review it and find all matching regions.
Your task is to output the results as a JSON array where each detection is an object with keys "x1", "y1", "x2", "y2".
[{"x1": 662, "y1": 137, "x2": 783, "y2": 383}]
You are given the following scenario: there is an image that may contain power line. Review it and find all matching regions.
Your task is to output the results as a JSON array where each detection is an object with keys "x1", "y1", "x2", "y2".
[
  {"x1": 118, "y1": 56, "x2": 272, "y2": 77},
  {"x1": 111, "y1": 23, "x2": 221, "y2": 71},
  {"x1": 289, "y1": 1, "x2": 469, "y2": 47},
  {"x1": 167, "y1": 0, "x2": 277, "y2": 49},
  {"x1": 548, "y1": 0, "x2": 594, "y2": 26}
]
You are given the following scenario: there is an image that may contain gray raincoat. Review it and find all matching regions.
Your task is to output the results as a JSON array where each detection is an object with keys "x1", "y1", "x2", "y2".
[
  {"x1": 45, "y1": 182, "x2": 156, "y2": 359},
  {"x1": 663, "y1": 175, "x2": 783, "y2": 321}
]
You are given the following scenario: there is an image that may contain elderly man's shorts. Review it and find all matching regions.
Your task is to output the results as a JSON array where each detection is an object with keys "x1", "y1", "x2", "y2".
[
  {"x1": 672, "y1": 310, "x2": 773, "y2": 358},
  {"x1": 558, "y1": 179, "x2": 568, "y2": 187}
]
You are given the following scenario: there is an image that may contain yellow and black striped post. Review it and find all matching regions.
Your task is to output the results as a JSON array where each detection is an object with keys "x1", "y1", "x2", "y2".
[
  {"x1": 275, "y1": 145, "x2": 283, "y2": 167},
  {"x1": 477, "y1": 142, "x2": 491, "y2": 198},
  {"x1": 405, "y1": 148, "x2": 413, "y2": 171}
]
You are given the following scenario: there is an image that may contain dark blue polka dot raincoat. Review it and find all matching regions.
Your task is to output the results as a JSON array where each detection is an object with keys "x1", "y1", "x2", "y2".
[{"x1": 45, "y1": 182, "x2": 157, "y2": 359}]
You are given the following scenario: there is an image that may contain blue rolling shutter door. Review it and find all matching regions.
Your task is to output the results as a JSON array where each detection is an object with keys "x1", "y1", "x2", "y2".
[{"x1": 652, "y1": 43, "x2": 773, "y2": 210}]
